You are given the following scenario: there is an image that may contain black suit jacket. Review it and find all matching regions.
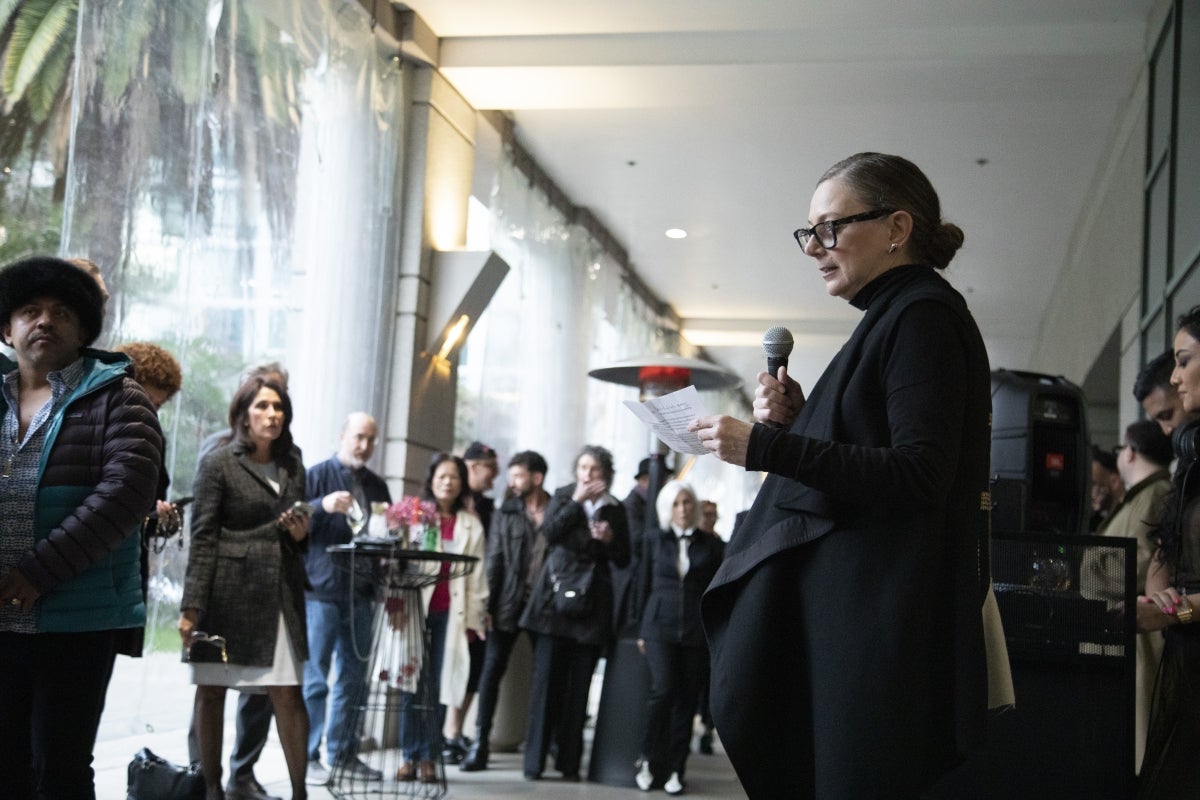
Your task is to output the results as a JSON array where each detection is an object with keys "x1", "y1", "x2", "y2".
[{"x1": 637, "y1": 528, "x2": 722, "y2": 648}]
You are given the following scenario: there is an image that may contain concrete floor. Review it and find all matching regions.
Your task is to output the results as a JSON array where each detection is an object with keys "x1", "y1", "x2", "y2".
[{"x1": 95, "y1": 652, "x2": 745, "y2": 800}]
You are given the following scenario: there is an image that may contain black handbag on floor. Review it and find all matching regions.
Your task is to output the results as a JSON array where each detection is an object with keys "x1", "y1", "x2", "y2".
[{"x1": 126, "y1": 747, "x2": 205, "y2": 800}]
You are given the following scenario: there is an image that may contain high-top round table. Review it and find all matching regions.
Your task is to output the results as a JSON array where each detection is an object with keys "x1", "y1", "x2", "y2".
[{"x1": 325, "y1": 540, "x2": 478, "y2": 799}]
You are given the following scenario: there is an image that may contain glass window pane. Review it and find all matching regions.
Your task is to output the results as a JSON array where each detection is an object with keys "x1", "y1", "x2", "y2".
[
  {"x1": 1171, "y1": 264, "x2": 1200, "y2": 329},
  {"x1": 1146, "y1": 172, "x2": 1170, "y2": 302},
  {"x1": 1175, "y1": 2, "x2": 1200, "y2": 274},
  {"x1": 1151, "y1": 21, "x2": 1175, "y2": 163},
  {"x1": 1146, "y1": 309, "x2": 1166, "y2": 356}
]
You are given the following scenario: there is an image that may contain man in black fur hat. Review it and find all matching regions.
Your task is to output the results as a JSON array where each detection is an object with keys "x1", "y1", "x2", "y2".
[{"x1": 0, "y1": 256, "x2": 163, "y2": 798}]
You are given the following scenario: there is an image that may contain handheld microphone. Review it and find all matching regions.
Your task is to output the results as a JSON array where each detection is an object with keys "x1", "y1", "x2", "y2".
[{"x1": 762, "y1": 326, "x2": 794, "y2": 379}]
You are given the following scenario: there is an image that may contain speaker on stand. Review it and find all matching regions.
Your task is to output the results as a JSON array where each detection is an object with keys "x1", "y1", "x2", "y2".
[{"x1": 989, "y1": 369, "x2": 1090, "y2": 540}]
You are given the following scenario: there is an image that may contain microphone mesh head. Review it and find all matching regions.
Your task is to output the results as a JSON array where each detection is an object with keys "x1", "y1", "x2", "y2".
[{"x1": 762, "y1": 326, "x2": 794, "y2": 358}]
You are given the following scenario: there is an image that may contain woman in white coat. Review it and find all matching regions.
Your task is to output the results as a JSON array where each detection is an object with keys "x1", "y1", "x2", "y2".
[{"x1": 392, "y1": 454, "x2": 488, "y2": 783}]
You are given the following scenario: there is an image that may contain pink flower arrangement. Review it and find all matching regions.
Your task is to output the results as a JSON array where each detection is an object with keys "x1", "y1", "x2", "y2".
[{"x1": 385, "y1": 496, "x2": 440, "y2": 547}]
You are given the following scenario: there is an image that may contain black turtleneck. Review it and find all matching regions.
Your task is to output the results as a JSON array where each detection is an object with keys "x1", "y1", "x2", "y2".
[{"x1": 849, "y1": 263, "x2": 931, "y2": 310}]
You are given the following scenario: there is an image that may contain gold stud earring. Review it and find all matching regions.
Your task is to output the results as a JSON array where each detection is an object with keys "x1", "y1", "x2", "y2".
[{"x1": 888, "y1": 243, "x2": 898, "y2": 254}]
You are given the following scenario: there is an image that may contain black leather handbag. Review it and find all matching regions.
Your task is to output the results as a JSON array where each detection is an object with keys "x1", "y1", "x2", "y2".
[
  {"x1": 126, "y1": 747, "x2": 205, "y2": 800},
  {"x1": 185, "y1": 632, "x2": 228, "y2": 664},
  {"x1": 547, "y1": 548, "x2": 596, "y2": 619}
]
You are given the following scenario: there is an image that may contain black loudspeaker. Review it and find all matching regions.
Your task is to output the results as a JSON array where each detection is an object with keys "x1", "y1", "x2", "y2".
[{"x1": 990, "y1": 369, "x2": 1090, "y2": 536}]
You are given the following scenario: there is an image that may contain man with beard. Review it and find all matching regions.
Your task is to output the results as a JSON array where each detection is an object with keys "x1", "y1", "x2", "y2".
[{"x1": 461, "y1": 450, "x2": 551, "y2": 771}]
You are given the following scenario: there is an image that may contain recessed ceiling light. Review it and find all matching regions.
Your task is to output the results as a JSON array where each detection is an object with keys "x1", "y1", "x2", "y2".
[{"x1": 665, "y1": 228, "x2": 687, "y2": 239}]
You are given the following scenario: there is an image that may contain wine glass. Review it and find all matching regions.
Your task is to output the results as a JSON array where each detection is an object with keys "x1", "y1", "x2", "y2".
[{"x1": 347, "y1": 499, "x2": 366, "y2": 537}]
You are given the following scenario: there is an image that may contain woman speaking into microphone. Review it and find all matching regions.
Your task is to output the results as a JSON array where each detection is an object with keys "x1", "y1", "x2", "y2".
[{"x1": 690, "y1": 152, "x2": 992, "y2": 799}]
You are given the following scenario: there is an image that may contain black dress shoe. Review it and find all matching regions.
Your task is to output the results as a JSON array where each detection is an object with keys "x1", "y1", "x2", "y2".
[
  {"x1": 225, "y1": 775, "x2": 282, "y2": 800},
  {"x1": 460, "y1": 740, "x2": 489, "y2": 771},
  {"x1": 442, "y1": 735, "x2": 468, "y2": 764}
]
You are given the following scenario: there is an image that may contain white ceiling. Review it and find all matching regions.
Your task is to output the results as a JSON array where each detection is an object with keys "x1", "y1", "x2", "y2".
[{"x1": 396, "y1": 1, "x2": 1154, "y2": 395}]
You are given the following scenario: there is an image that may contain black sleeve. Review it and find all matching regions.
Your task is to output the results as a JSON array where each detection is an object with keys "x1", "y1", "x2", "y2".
[
  {"x1": 543, "y1": 487, "x2": 589, "y2": 551},
  {"x1": 602, "y1": 502, "x2": 631, "y2": 568},
  {"x1": 485, "y1": 512, "x2": 505, "y2": 615},
  {"x1": 634, "y1": 530, "x2": 658, "y2": 627},
  {"x1": 746, "y1": 300, "x2": 969, "y2": 512}
]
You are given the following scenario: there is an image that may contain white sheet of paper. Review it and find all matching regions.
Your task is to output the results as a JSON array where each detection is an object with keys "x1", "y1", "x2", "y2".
[{"x1": 622, "y1": 385, "x2": 711, "y2": 455}]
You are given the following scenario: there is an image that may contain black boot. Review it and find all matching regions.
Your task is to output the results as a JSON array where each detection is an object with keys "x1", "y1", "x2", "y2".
[
  {"x1": 698, "y1": 728, "x2": 714, "y2": 755},
  {"x1": 460, "y1": 739, "x2": 489, "y2": 772},
  {"x1": 442, "y1": 735, "x2": 469, "y2": 764}
]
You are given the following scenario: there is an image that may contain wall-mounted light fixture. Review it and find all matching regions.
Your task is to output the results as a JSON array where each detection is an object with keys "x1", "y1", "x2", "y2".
[{"x1": 425, "y1": 250, "x2": 510, "y2": 364}]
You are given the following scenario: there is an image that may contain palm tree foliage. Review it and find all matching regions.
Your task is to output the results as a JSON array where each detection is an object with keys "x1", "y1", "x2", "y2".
[
  {"x1": 0, "y1": 0, "x2": 313, "y2": 453},
  {"x1": 1, "y1": 1, "x2": 307, "y2": 263},
  {"x1": 0, "y1": 0, "x2": 76, "y2": 123}
]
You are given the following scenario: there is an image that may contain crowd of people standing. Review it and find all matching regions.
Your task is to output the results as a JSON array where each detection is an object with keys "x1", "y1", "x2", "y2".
[
  {"x1": 0, "y1": 253, "x2": 728, "y2": 800},
  {"x1": 12, "y1": 150, "x2": 1200, "y2": 800}
]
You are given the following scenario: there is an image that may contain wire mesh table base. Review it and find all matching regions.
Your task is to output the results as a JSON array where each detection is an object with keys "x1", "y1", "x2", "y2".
[{"x1": 325, "y1": 543, "x2": 478, "y2": 800}]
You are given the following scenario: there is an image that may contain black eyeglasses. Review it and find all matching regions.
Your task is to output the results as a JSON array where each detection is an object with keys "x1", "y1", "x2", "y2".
[{"x1": 793, "y1": 208, "x2": 895, "y2": 250}]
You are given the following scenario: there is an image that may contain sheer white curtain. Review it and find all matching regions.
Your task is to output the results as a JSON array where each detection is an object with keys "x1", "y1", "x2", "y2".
[
  {"x1": 285, "y1": 15, "x2": 404, "y2": 459},
  {"x1": 460, "y1": 140, "x2": 757, "y2": 524},
  {"x1": 65, "y1": 0, "x2": 403, "y2": 483},
  {"x1": 459, "y1": 146, "x2": 714, "y2": 493},
  {"x1": 457, "y1": 152, "x2": 593, "y2": 487},
  {"x1": 62, "y1": 0, "x2": 406, "y2": 745}
]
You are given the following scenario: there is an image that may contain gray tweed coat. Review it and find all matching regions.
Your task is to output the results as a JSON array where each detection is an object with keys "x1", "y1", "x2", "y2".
[{"x1": 182, "y1": 442, "x2": 309, "y2": 666}]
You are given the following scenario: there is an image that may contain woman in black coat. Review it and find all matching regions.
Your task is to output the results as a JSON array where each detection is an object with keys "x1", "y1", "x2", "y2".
[
  {"x1": 634, "y1": 480, "x2": 722, "y2": 795},
  {"x1": 519, "y1": 444, "x2": 631, "y2": 780},
  {"x1": 691, "y1": 153, "x2": 992, "y2": 799},
  {"x1": 180, "y1": 376, "x2": 312, "y2": 800}
]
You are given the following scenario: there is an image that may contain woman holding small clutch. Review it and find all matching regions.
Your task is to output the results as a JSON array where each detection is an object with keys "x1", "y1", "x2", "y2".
[{"x1": 179, "y1": 376, "x2": 311, "y2": 800}]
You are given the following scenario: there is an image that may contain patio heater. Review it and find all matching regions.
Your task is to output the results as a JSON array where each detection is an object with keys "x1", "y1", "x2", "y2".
[{"x1": 585, "y1": 353, "x2": 739, "y2": 786}]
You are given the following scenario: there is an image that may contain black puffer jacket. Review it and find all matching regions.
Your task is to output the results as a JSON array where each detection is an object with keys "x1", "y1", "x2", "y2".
[{"x1": 3, "y1": 350, "x2": 163, "y2": 633}]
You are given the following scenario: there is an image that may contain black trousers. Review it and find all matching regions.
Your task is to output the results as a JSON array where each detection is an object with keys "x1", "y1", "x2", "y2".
[
  {"x1": 641, "y1": 639, "x2": 709, "y2": 777},
  {"x1": 0, "y1": 629, "x2": 119, "y2": 800},
  {"x1": 473, "y1": 627, "x2": 529, "y2": 743},
  {"x1": 523, "y1": 633, "x2": 600, "y2": 777},
  {"x1": 188, "y1": 690, "x2": 273, "y2": 778}
]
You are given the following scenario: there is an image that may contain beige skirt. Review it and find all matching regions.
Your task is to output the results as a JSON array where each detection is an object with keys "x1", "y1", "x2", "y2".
[{"x1": 190, "y1": 613, "x2": 301, "y2": 688}]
